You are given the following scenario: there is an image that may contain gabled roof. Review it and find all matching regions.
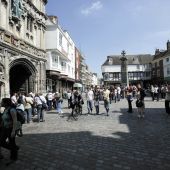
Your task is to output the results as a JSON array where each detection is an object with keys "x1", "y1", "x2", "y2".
[
  {"x1": 153, "y1": 51, "x2": 167, "y2": 61},
  {"x1": 102, "y1": 54, "x2": 153, "y2": 66}
]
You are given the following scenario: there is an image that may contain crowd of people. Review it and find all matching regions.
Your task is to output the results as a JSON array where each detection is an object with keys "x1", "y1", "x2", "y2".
[{"x1": 0, "y1": 83, "x2": 170, "y2": 163}]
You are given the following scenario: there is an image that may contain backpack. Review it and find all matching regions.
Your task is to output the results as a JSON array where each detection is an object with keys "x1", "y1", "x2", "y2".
[
  {"x1": 16, "y1": 109, "x2": 25, "y2": 124},
  {"x1": 8, "y1": 108, "x2": 25, "y2": 124}
]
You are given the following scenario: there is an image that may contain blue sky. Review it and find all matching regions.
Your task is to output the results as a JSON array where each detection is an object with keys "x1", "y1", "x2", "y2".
[{"x1": 46, "y1": 0, "x2": 170, "y2": 77}]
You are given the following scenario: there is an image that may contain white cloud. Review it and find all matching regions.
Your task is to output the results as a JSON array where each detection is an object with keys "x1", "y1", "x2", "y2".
[{"x1": 81, "y1": 1, "x2": 103, "y2": 16}]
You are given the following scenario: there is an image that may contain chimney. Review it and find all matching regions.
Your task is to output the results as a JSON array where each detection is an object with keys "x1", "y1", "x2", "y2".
[
  {"x1": 48, "y1": 16, "x2": 58, "y2": 24},
  {"x1": 167, "y1": 40, "x2": 170, "y2": 50},
  {"x1": 155, "y1": 49, "x2": 160, "y2": 55}
]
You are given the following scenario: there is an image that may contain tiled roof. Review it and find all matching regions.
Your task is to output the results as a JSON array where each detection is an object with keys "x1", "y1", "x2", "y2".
[{"x1": 102, "y1": 54, "x2": 153, "y2": 66}]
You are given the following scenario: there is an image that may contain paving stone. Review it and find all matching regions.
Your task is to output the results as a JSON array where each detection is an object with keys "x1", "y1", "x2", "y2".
[{"x1": 0, "y1": 97, "x2": 170, "y2": 170}]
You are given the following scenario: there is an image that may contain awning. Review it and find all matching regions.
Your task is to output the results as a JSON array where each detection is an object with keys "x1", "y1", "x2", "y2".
[{"x1": 73, "y1": 83, "x2": 82, "y2": 88}]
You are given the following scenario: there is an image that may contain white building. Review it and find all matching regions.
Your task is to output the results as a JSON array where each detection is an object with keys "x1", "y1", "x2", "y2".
[
  {"x1": 45, "y1": 16, "x2": 75, "y2": 92},
  {"x1": 92, "y1": 73, "x2": 98, "y2": 86},
  {"x1": 101, "y1": 54, "x2": 153, "y2": 87}
]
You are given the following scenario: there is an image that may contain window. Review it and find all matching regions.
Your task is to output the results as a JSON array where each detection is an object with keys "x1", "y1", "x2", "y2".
[
  {"x1": 59, "y1": 33, "x2": 62, "y2": 46},
  {"x1": 136, "y1": 65, "x2": 140, "y2": 69},
  {"x1": 27, "y1": 16, "x2": 33, "y2": 32},
  {"x1": 167, "y1": 67, "x2": 170, "y2": 75},
  {"x1": 166, "y1": 58, "x2": 169, "y2": 62},
  {"x1": 108, "y1": 58, "x2": 112, "y2": 64},
  {"x1": 52, "y1": 53, "x2": 58, "y2": 67},
  {"x1": 109, "y1": 73, "x2": 113, "y2": 78}
]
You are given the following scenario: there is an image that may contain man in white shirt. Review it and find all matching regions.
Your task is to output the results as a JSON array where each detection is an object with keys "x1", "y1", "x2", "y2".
[
  {"x1": 117, "y1": 86, "x2": 121, "y2": 101},
  {"x1": 34, "y1": 93, "x2": 47, "y2": 122},
  {"x1": 86, "y1": 88, "x2": 94, "y2": 114}
]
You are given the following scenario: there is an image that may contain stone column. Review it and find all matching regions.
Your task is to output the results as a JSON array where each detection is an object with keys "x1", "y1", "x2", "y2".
[
  {"x1": 3, "y1": 49, "x2": 10, "y2": 97},
  {"x1": 120, "y1": 50, "x2": 129, "y2": 87},
  {"x1": 40, "y1": 61, "x2": 46, "y2": 94}
]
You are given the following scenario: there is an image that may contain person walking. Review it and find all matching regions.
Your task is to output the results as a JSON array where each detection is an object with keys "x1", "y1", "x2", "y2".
[
  {"x1": 24, "y1": 94, "x2": 34, "y2": 123},
  {"x1": 126, "y1": 85, "x2": 133, "y2": 113},
  {"x1": 94, "y1": 87, "x2": 100, "y2": 115},
  {"x1": 46, "y1": 91, "x2": 53, "y2": 111},
  {"x1": 34, "y1": 93, "x2": 47, "y2": 122},
  {"x1": 103, "y1": 87, "x2": 110, "y2": 116},
  {"x1": 165, "y1": 85, "x2": 170, "y2": 115},
  {"x1": 67, "y1": 90, "x2": 72, "y2": 108},
  {"x1": 136, "y1": 84, "x2": 146, "y2": 118},
  {"x1": 55, "y1": 92, "x2": 63, "y2": 114},
  {"x1": 86, "y1": 88, "x2": 94, "y2": 114},
  {"x1": 0, "y1": 98, "x2": 19, "y2": 161}
]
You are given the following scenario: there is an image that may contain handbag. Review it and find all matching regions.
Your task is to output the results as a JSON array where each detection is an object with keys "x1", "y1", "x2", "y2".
[
  {"x1": 38, "y1": 96, "x2": 48, "y2": 109},
  {"x1": 136, "y1": 99, "x2": 144, "y2": 107}
]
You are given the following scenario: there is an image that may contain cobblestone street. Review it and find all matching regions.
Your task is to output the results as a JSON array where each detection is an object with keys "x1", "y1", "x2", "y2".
[{"x1": 1, "y1": 98, "x2": 170, "y2": 170}]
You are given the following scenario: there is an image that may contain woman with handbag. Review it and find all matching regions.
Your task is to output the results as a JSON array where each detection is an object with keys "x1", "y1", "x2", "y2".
[{"x1": 136, "y1": 84, "x2": 146, "y2": 118}]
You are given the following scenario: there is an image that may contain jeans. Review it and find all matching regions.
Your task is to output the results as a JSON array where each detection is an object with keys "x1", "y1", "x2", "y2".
[
  {"x1": 117, "y1": 94, "x2": 121, "y2": 101},
  {"x1": 47, "y1": 100, "x2": 52, "y2": 110},
  {"x1": 25, "y1": 108, "x2": 32, "y2": 123},
  {"x1": 87, "y1": 100, "x2": 93, "y2": 113},
  {"x1": 95, "y1": 105, "x2": 99, "y2": 114},
  {"x1": 37, "y1": 105, "x2": 44, "y2": 122},
  {"x1": 104, "y1": 100, "x2": 109, "y2": 113}
]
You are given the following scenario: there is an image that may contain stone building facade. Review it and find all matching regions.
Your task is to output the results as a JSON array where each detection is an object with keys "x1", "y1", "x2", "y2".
[{"x1": 0, "y1": 0, "x2": 47, "y2": 98}]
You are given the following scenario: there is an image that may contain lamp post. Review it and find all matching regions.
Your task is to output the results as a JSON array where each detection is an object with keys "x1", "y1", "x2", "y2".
[{"x1": 120, "y1": 50, "x2": 129, "y2": 87}]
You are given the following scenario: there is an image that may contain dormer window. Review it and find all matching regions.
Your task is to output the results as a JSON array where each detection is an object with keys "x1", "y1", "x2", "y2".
[
  {"x1": 108, "y1": 58, "x2": 112, "y2": 64},
  {"x1": 166, "y1": 58, "x2": 169, "y2": 62}
]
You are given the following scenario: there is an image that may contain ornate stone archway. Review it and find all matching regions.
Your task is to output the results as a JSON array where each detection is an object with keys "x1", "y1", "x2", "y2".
[{"x1": 9, "y1": 58, "x2": 38, "y2": 95}]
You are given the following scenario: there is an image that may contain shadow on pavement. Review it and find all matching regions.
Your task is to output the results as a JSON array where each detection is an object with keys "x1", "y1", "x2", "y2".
[{"x1": 0, "y1": 106, "x2": 170, "y2": 170}]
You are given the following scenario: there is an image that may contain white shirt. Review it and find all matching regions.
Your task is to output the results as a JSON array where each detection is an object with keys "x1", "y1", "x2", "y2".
[
  {"x1": 47, "y1": 93, "x2": 53, "y2": 100},
  {"x1": 11, "y1": 95, "x2": 17, "y2": 104},
  {"x1": 117, "y1": 87, "x2": 121, "y2": 94},
  {"x1": 34, "y1": 95, "x2": 47, "y2": 105},
  {"x1": 87, "y1": 90, "x2": 94, "y2": 101}
]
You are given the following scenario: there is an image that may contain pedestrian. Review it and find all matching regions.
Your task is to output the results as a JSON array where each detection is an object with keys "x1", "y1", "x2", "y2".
[
  {"x1": 94, "y1": 86, "x2": 100, "y2": 115},
  {"x1": 117, "y1": 85, "x2": 121, "y2": 101},
  {"x1": 46, "y1": 91, "x2": 53, "y2": 111},
  {"x1": 0, "y1": 112, "x2": 3, "y2": 159},
  {"x1": 16, "y1": 99, "x2": 25, "y2": 137},
  {"x1": 25, "y1": 94, "x2": 34, "y2": 123},
  {"x1": 34, "y1": 93, "x2": 47, "y2": 122},
  {"x1": 165, "y1": 85, "x2": 170, "y2": 115},
  {"x1": 55, "y1": 92, "x2": 63, "y2": 114},
  {"x1": 67, "y1": 90, "x2": 72, "y2": 108},
  {"x1": 0, "y1": 98, "x2": 19, "y2": 161},
  {"x1": 126, "y1": 85, "x2": 133, "y2": 113},
  {"x1": 103, "y1": 87, "x2": 110, "y2": 116},
  {"x1": 86, "y1": 88, "x2": 94, "y2": 114},
  {"x1": 136, "y1": 84, "x2": 146, "y2": 118}
]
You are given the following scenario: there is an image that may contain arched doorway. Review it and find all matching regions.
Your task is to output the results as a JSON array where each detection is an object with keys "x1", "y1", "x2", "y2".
[{"x1": 9, "y1": 58, "x2": 37, "y2": 95}]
